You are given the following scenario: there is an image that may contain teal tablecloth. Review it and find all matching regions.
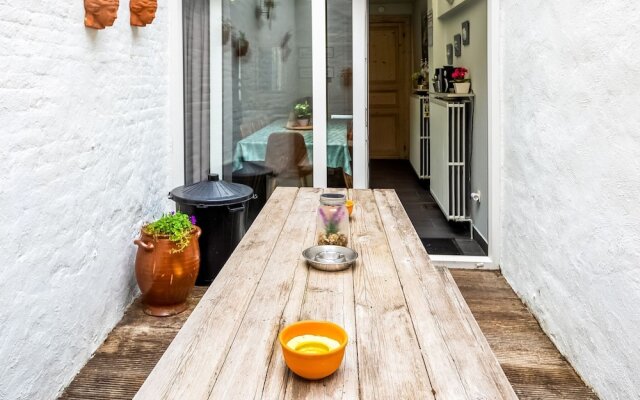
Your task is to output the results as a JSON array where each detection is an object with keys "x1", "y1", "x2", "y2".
[{"x1": 232, "y1": 119, "x2": 352, "y2": 175}]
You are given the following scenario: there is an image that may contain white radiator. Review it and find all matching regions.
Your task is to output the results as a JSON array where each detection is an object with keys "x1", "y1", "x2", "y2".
[
  {"x1": 429, "y1": 98, "x2": 470, "y2": 222},
  {"x1": 409, "y1": 95, "x2": 430, "y2": 178}
]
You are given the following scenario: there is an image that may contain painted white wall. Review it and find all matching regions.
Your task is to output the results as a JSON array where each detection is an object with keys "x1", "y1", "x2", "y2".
[
  {"x1": 0, "y1": 1, "x2": 171, "y2": 399},
  {"x1": 500, "y1": 1, "x2": 640, "y2": 398},
  {"x1": 426, "y1": 0, "x2": 489, "y2": 240}
]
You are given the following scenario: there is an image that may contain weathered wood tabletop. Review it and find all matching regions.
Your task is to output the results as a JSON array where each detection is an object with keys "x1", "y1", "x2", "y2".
[{"x1": 135, "y1": 188, "x2": 517, "y2": 399}]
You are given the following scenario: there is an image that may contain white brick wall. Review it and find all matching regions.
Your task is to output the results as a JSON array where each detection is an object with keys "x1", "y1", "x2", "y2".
[
  {"x1": 500, "y1": 1, "x2": 640, "y2": 398},
  {"x1": 0, "y1": 1, "x2": 171, "y2": 399}
]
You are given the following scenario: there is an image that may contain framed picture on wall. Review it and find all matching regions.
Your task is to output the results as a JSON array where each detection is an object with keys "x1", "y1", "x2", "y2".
[
  {"x1": 446, "y1": 44, "x2": 453, "y2": 65},
  {"x1": 462, "y1": 20, "x2": 470, "y2": 45},
  {"x1": 421, "y1": 11, "x2": 429, "y2": 59},
  {"x1": 427, "y1": 10, "x2": 433, "y2": 48},
  {"x1": 454, "y1": 34, "x2": 462, "y2": 57}
]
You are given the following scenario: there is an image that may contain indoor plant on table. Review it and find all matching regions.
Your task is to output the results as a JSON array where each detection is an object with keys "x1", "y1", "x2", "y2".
[
  {"x1": 451, "y1": 67, "x2": 471, "y2": 94},
  {"x1": 293, "y1": 101, "x2": 312, "y2": 127},
  {"x1": 134, "y1": 212, "x2": 200, "y2": 317},
  {"x1": 412, "y1": 59, "x2": 428, "y2": 89}
]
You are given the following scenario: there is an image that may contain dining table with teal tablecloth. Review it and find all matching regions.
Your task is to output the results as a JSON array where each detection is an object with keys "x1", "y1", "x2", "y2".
[{"x1": 232, "y1": 118, "x2": 352, "y2": 176}]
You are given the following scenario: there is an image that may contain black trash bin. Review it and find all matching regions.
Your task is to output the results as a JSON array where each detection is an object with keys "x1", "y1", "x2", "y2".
[
  {"x1": 170, "y1": 174, "x2": 254, "y2": 285},
  {"x1": 232, "y1": 162, "x2": 272, "y2": 227}
]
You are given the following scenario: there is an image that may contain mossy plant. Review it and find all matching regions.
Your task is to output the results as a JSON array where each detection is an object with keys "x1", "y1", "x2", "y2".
[{"x1": 144, "y1": 212, "x2": 197, "y2": 253}]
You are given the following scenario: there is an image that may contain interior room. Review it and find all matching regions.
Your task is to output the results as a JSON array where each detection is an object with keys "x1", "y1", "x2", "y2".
[{"x1": 369, "y1": 0, "x2": 488, "y2": 256}]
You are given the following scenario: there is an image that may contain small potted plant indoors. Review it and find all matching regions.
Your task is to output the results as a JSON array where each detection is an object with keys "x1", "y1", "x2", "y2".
[
  {"x1": 451, "y1": 67, "x2": 471, "y2": 94},
  {"x1": 133, "y1": 212, "x2": 201, "y2": 317},
  {"x1": 412, "y1": 59, "x2": 428, "y2": 90},
  {"x1": 294, "y1": 100, "x2": 312, "y2": 127}
]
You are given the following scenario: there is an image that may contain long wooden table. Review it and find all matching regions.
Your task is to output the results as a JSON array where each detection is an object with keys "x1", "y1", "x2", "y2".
[{"x1": 135, "y1": 188, "x2": 517, "y2": 399}]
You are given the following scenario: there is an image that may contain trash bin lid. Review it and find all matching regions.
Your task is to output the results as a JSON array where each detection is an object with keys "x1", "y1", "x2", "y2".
[{"x1": 170, "y1": 174, "x2": 254, "y2": 207}]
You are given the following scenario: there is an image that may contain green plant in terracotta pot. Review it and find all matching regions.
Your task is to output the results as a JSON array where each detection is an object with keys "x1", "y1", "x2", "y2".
[
  {"x1": 134, "y1": 212, "x2": 201, "y2": 316},
  {"x1": 293, "y1": 101, "x2": 312, "y2": 127}
]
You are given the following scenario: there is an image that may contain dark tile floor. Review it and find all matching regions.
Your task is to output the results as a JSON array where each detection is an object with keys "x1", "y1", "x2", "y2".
[{"x1": 369, "y1": 159, "x2": 486, "y2": 256}]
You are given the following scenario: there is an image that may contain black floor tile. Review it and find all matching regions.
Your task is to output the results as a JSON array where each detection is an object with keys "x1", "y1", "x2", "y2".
[
  {"x1": 421, "y1": 238, "x2": 462, "y2": 256},
  {"x1": 370, "y1": 159, "x2": 486, "y2": 256}
]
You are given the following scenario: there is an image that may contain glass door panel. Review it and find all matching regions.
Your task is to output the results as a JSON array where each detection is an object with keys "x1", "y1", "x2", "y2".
[
  {"x1": 222, "y1": 0, "x2": 314, "y2": 195},
  {"x1": 326, "y1": 0, "x2": 353, "y2": 188}
]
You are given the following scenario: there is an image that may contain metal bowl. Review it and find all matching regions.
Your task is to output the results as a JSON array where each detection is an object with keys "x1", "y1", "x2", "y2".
[{"x1": 302, "y1": 245, "x2": 358, "y2": 272}]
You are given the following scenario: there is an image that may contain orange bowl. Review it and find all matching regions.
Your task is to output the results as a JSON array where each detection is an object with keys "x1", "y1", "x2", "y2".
[
  {"x1": 279, "y1": 320, "x2": 348, "y2": 380},
  {"x1": 345, "y1": 200, "x2": 354, "y2": 216}
]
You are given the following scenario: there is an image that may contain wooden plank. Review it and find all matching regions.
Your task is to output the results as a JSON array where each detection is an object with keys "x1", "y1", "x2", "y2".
[
  {"x1": 134, "y1": 187, "x2": 298, "y2": 399},
  {"x1": 350, "y1": 189, "x2": 434, "y2": 399},
  {"x1": 374, "y1": 189, "x2": 517, "y2": 399},
  {"x1": 450, "y1": 270, "x2": 599, "y2": 400},
  {"x1": 281, "y1": 188, "x2": 359, "y2": 400},
  {"x1": 207, "y1": 188, "x2": 321, "y2": 399},
  {"x1": 63, "y1": 267, "x2": 599, "y2": 400},
  {"x1": 61, "y1": 288, "x2": 206, "y2": 400}
]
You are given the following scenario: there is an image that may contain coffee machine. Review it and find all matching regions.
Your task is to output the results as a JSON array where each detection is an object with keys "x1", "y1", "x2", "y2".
[{"x1": 434, "y1": 66, "x2": 456, "y2": 93}]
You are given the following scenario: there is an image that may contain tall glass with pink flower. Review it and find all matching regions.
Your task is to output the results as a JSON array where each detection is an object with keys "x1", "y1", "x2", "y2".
[{"x1": 316, "y1": 193, "x2": 349, "y2": 247}]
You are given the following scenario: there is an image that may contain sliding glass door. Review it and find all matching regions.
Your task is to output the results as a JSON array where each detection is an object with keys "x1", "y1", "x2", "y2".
[
  {"x1": 326, "y1": 0, "x2": 354, "y2": 188},
  {"x1": 183, "y1": 0, "x2": 367, "y2": 191},
  {"x1": 221, "y1": 0, "x2": 315, "y2": 189}
]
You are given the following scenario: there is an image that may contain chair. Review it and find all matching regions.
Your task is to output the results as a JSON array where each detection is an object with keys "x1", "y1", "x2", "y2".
[
  {"x1": 343, "y1": 122, "x2": 353, "y2": 188},
  {"x1": 240, "y1": 122, "x2": 254, "y2": 138},
  {"x1": 265, "y1": 132, "x2": 313, "y2": 191}
]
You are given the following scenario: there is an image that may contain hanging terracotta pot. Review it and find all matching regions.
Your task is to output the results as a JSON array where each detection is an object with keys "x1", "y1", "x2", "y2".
[
  {"x1": 235, "y1": 34, "x2": 249, "y2": 57},
  {"x1": 134, "y1": 226, "x2": 201, "y2": 316}
]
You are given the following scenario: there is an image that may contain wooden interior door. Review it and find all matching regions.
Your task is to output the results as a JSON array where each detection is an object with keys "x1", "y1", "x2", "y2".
[{"x1": 369, "y1": 17, "x2": 411, "y2": 159}]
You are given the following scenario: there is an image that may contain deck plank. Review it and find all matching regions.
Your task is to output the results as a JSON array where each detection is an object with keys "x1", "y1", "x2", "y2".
[
  {"x1": 374, "y1": 189, "x2": 517, "y2": 399},
  {"x1": 350, "y1": 189, "x2": 434, "y2": 399},
  {"x1": 207, "y1": 188, "x2": 321, "y2": 399},
  {"x1": 449, "y1": 270, "x2": 599, "y2": 400},
  {"x1": 262, "y1": 188, "x2": 360, "y2": 400}
]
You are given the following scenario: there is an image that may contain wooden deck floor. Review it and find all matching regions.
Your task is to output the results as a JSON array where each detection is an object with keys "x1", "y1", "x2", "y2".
[{"x1": 60, "y1": 271, "x2": 597, "y2": 399}]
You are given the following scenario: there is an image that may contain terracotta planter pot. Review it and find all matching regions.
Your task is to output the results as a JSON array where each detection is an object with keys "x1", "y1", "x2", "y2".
[
  {"x1": 297, "y1": 118, "x2": 310, "y2": 127},
  {"x1": 134, "y1": 226, "x2": 201, "y2": 316},
  {"x1": 236, "y1": 39, "x2": 249, "y2": 57}
]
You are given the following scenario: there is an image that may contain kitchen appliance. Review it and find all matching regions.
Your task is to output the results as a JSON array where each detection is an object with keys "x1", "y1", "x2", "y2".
[
  {"x1": 434, "y1": 68, "x2": 444, "y2": 92},
  {"x1": 442, "y1": 65, "x2": 455, "y2": 92},
  {"x1": 434, "y1": 66, "x2": 456, "y2": 93}
]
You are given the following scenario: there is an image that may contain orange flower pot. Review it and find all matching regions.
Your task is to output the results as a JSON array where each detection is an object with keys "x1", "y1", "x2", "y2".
[
  {"x1": 134, "y1": 226, "x2": 201, "y2": 316},
  {"x1": 279, "y1": 320, "x2": 348, "y2": 380}
]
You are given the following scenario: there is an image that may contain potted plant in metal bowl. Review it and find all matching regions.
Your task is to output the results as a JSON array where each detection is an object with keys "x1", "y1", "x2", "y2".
[
  {"x1": 134, "y1": 212, "x2": 200, "y2": 316},
  {"x1": 293, "y1": 100, "x2": 312, "y2": 127},
  {"x1": 451, "y1": 67, "x2": 471, "y2": 94}
]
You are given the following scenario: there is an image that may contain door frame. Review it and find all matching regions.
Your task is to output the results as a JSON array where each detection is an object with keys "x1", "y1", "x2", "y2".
[
  {"x1": 169, "y1": 0, "x2": 503, "y2": 269},
  {"x1": 368, "y1": 15, "x2": 412, "y2": 160},
  {"x1": 428, "y1": 0, "x2": 501, "y2": 269}
]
